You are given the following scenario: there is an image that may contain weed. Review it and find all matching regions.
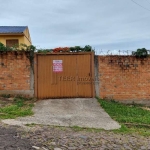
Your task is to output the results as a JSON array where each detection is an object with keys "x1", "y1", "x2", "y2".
[
  {"x1": 97, "y1": 98, "x2": 150, "y2": 136},
  {"x1": 1, "y1": 94, "x2": 11, "y2": 98},
  {"x1": 25, "y1": 123, "x2": 37, "y2": 127},
  {"x1": 0, "y1": 96, "x2": 35, "y2": 119}
]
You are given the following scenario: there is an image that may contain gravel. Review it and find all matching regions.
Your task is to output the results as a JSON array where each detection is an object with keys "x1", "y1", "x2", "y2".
[{"x1": 0, "y1": 123, "x2": 150, "y2": 150}]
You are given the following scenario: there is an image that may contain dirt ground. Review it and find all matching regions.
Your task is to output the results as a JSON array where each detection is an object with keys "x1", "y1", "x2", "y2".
[
  {"x1": 0, "y1": 97, "x2": 14, "y2": 107},
  {"x1": 0, "y1": 123, "x2": 150, "y2": 150},
  {"x1": 0, "y1": 97, "x2": 150, "y2": 150},
  {"x1": 0, "y1": 123, "x2": 34, "y2": 150}
]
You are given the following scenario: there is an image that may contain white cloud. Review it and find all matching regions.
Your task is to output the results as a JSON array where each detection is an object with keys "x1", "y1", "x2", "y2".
[{"x1": 0, "y1": 0, "x2": 150, "y2": 51}]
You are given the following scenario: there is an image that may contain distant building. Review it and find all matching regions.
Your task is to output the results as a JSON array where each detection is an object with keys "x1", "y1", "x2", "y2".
[{"x1": 0, "y1": 26, "x2": 32, "y2": 47}]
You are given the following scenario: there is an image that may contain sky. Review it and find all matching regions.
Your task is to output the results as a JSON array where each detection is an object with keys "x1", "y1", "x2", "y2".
[{"x1": 1, "y1": 0, "x2": 150, "y2": 53}]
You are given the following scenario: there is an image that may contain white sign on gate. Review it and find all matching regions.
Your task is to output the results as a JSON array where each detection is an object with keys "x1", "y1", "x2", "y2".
[{"x1": 53, "y1": 60, "x2": 63, "y2": 72}]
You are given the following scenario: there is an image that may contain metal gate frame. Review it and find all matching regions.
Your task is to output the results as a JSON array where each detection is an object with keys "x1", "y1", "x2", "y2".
[{"x1": 34, "y1": 52, "x2": 95, "y2": 99}]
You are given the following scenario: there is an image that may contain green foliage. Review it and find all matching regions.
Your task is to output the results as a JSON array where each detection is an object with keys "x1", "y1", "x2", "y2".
[
  {"x1": 14, "y1": 98, "x2": 25, "y2": 107},
  {"x1": 20, "y1": 43, "x2": 28, "y2": 50},
  {"x1": 0, "y1": 96, "x2": 34, "y2": 119},
  {"x1": 97, "y1": 98, "x2": 150, "y2": 136},
  {"x1": 37, "y1": 45, "x2": 93, "y2": 53},
  {"x1": 0, "y1": 43, "x2": 93, "y2": 53},
  {"x1": 74, "y1": 46, "x2": 81, "y2": 52},
  {"x1": 0, "y1": 42, "x2": 36, "y2": 72},
  {"x1": 37, "y1": 49, "x2": 53, "y2": 53},
  {"x1": 0, "y1": 105, "x2": 33, "y2": 119},
  {"x1": 70, "y1": 47, "x2": 75, "y2": 52},
  {"x1": 0, "y1": 43, "x2": 7, "y2": 51},
  {"x1": 27, "y1": 45, "x2": 36, "y2": 52},
  {"x1": 73, "y1": 45, "x2": 92, "y2": 52},
  {"x1": 0, "y1": 42, "x2": 36, "y2": 52},
  {"x1": 0, "y1": 42, "x2": 13, "y2": 52},
  {"x1": 132, "y1": 48, "x2": 149, "y2": 58},
  {"x1": 72, "y1": 45, "x2": 92, "y2": 52},
  {"x1": 98, "y1": 99, "x2": 150, "y2": 124},
  {"x1": 84, "y1": 45, "x2": 92, "y2": 52}
]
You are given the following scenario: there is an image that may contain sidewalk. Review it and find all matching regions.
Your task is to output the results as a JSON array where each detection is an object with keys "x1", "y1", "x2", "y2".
[{"x1": 14, "y1": 98, "x2": 121, "y2": 130}]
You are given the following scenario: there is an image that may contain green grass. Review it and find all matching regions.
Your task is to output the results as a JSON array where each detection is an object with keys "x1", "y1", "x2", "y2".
[
  {"x1": 0, "y1": 96, "x2": 34, "y2": 119},
  {"x1": 97, "y1": 98, "x2": 150, "y2": 136}
]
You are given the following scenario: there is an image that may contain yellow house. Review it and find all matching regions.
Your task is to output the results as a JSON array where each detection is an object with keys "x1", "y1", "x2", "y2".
[{"x1": 0, "y1": 26, "x2": 32, "y2": 47}]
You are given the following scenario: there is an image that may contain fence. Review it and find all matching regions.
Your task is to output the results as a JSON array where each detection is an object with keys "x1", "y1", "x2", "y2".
[
  {"x1": 94, "y1": 49, "x2": 150, "y2": 56},
  {"x1": 0, "y1": 52, "x2": 34, "y2": 97},
  {"x1": 97, "y1": 55, "x2": 150, "y2": 105},
  {"x1": 0, "y1": 51, "x2": 150, "y2": 105}
]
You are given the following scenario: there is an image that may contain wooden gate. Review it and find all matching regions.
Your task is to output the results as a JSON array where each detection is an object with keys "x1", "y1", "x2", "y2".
[{"x1": 34, "y1": 52, "x2": 95, "y2": 99}]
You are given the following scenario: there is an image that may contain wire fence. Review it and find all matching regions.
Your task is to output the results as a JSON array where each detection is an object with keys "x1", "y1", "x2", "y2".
[
  {"x1": 95, "y1": 49, "x2": 150, "y2": 56},
  {"x1": 94, "y1": 49, "x2": 135, "y2": 56}
]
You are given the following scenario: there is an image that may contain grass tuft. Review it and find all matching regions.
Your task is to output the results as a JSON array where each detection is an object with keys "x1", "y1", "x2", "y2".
[
  {"x1": 97, "y1": 98, "x2": 150, "y2": 136},
  {"x1": 0, "y1": 96, "x2": 34, "y2": 119}
]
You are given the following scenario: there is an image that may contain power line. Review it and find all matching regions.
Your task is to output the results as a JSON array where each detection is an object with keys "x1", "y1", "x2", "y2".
[{"x1": 130, "y1": 0, "x2": 150, "y2": 12}]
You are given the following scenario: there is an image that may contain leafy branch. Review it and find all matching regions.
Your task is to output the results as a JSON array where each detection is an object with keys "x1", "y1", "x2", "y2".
[{"x1": 132, "y1": 48, "x2": 149, "y2": 58}]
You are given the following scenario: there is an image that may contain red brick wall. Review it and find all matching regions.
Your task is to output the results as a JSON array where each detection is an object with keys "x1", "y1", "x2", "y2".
[
  {"x1": 99, "y1": 56, "x2": 150, "y2": 101},
  {"x1": 0, "y1": 52, "x2": 30, "y2": 90}
]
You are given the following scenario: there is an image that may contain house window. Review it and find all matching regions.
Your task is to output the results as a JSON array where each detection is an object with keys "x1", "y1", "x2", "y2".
[{"x1": 6, "y1": 39, "x2": 19, "y2": 47}]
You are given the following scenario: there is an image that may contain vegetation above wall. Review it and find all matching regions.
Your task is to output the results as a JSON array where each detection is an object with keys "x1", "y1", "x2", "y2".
[
  {"x1": 0, "y1": 42, "x2": 36, "y2": 71},
  {"x1": 0, "y1": 41, "x2": 149, "y2": 59},
  {"x1": 37, "y1": 45, "x2": 94, "y2": 53},
  {"x1": 0, "y1": 42, "x2": 36, "y2": 52},
  {"x1": 0, "y1": 42, "x2": 94, "y2": 54},
  {"x1": 132, "y1": 48, "x2": 150, "y2": 58}
]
